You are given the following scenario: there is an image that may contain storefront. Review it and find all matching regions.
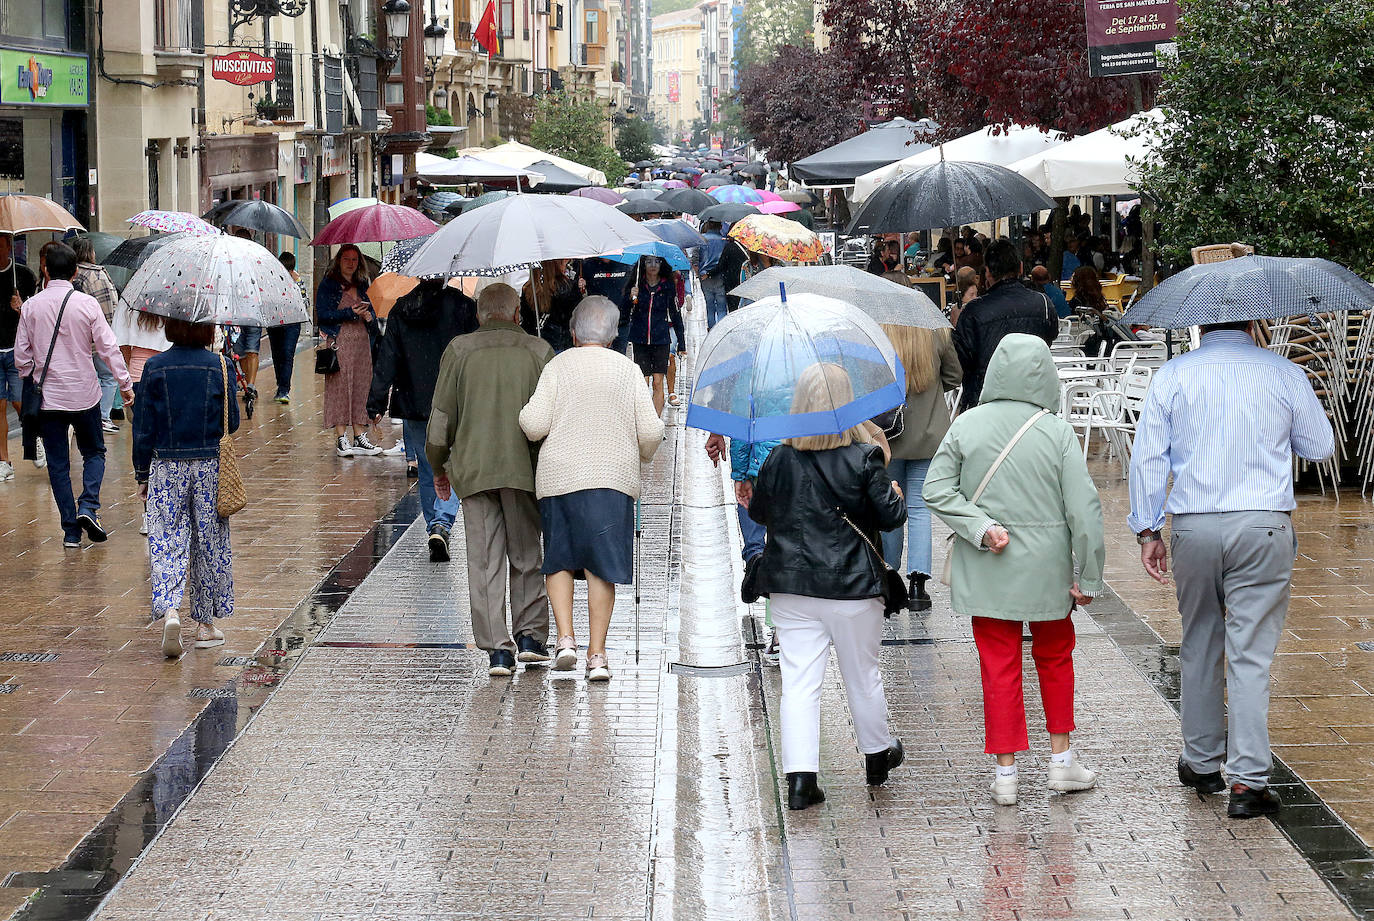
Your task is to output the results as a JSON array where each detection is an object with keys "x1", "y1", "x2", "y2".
[
  {"x1": 0, "y1": 47, "x2": 91, "y2": 225},
  {"x1": 201, "y1": 133, "x2": 280, "y2": 211}
]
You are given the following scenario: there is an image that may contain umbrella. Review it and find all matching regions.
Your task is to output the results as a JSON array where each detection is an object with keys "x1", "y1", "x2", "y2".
[
  {"x1": 421, "y1": 191, "x2": 466, "y2": 215},
  {"x1": 698, "y1": 203, "x2": 761, "y2": 224},
  {"x1": 854, "y1": 124, "x2": 1064, "y2": 201},
  {"x1": 656, "y1": 188, "x2": 717, "y2": 215},
  {"x1": 603, "y1": 240, "x2": 692, "y2": 272},
  {"x1": 757, "y1": 200, "x2": 803, "y2": 215},
  {"x1": 366, "y1": 272, "x2": 421, "y2": 318},
  {"x1": 729, "y1": 214, "x2": 826, "y2": 263},
  {"x1": 380, "y1": 234, "x2": 434, "y2": 274},
  {"x1": 847, "y1": 160, "x2": 1056, "y2": 234},
  {"x1": 701, "y1": 159, "x2": 723, "y2": 170},
  {"x1": 622, "y1": 188, "x2": 665, "y2": 201},
  {"x1": 0, "y1": 194, "x2": 83, "y2": 234},
  {"x1": 522, "y1": 159, "x2": 590, "y2": 193},
  {"x1": 569, "y1": 187, "x2": 627, "y2": 206},
  {"x1": 76, "y1": 232, "x2": 124, "y2": 263},
  {"x1": 119, "y1": 234, "x2": 308, "y2": 327},
  {"x1": 312, "y1": 203, "x2": 437, "y2": 246},
  {"x1": 210, "y1": 199, "x2": 309, "y2": 238},
  {"x1": 617, "y1": 199, "x2": 669, "y2": 216},
  {"x1": 686, "y1": 290, "x2": 906, "y2": 441},
  {"x1": 738, "y1": 162, "x2": 768, "y2": 176},
  {"x1": 640, "y1": 218, "x2": 707, "y2": 251},
  {"x1": 463, "y1": 190, "x2": 518, "y2": 212},
  {"x1": 661, "y1": 179, "x2": 689, "y2": 189},
  {"x1": 634, "y1": 160, "x2": 655, "y2": 169},
  {"x1": 778, "y1": 189, "x2": 818, "y2": 204},
  {"x1": 709, "y1": 185, "x2": 765, "y2": 204},
  {"x1": 128, "y1": 210, "x2": 219, "y2": 236},
  {"x1": 698, "y1": 175, "x2": 733, "y2": 190},
  {"x1": 755, "y1": 190, "x2": 784, "y2": 203},
  {"x1": 399, "y1": 194, "x2": 660, "y2": 277},
  {"x1": 102, "y1": 232, "x2": 186, "y2": 271},
  {"x1": 1121, "y1": 255, "x2": 1374, "y2": 329},
  {"x1": 730, "y1": 265, "x2": 948, "y2": 329},
  {"x1": 327, "y1": 197, "x2": 383, "y2": 261}
]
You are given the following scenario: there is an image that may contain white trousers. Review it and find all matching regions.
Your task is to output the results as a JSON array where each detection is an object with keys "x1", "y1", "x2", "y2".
[{"x1": 771, "y1": 593, "x2": 893, "y2": 773}]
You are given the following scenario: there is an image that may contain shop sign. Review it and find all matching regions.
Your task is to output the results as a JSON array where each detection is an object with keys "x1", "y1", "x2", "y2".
[
  {"x1": 1084, "y1": 0, "x2": 1178, "y2": 76},
  {"x1": 0, "y1": 50, "x2": 88, "y2": 106},
  {"x1": 321, "y1": 136, "x2": 348, "y2": 177},
  {"x1": 211, "y1": 51, "x2": 277, "y2": 86}
]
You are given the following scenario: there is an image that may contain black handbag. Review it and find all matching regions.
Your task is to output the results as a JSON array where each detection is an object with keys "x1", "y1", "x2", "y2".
[
  {"x1": 314, "y1": 339, "x2": 340, "y2": 375},
  {"x1": 872, "y1": 403, "x2": 905, "y2": 440},
  {"x1": 20, "y1": 291, "x2": 73, "y2": 424},
  {"x1": 740, "y1": 551, "x2": 764, "y2": 604}
]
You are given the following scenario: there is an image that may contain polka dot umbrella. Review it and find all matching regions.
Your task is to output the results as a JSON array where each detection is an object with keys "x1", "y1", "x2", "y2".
[{"x1": 119, "y1": 234, "x2": 308, "y2": 327}]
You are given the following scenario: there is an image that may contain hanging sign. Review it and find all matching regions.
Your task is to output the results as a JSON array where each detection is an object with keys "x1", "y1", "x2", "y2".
[
  {"x1": 1084, "y1": 0, "x2": 1178, "y2": 77},
  {"x1": 211, "y1": 52, "x2": 277, "y2": 86}
]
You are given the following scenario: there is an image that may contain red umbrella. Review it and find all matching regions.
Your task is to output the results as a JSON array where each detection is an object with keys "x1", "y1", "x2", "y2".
[{"x1": 309, "y1": 203, "x2": 437, "y2": 246}]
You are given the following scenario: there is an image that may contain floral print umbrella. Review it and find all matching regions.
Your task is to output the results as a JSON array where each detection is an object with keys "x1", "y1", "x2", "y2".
[
  {"x1": 128, "y1": 210, "x2": 220, "y2": 236},
  {"x1": 727, "y1": 214, "x2": 826, "y2": 264},
  {"x1": 119, "y1": 234, "x2": 308, "y2": 327}
]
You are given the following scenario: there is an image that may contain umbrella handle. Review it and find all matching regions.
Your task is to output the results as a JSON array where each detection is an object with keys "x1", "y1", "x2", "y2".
[{"x1": 779, "y1": 281, "x2": 787, "y2": 304}]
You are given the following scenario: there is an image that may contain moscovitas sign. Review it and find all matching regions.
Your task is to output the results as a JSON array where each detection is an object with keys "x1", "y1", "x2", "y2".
[{"x1": 211, "y1": 52, "x2": 276, "y2": 86}]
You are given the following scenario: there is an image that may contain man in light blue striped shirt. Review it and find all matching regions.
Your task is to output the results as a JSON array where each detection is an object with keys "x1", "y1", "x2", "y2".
[{"x1": 1128, "y1": 323, "x2": 1334, "y2": 819}]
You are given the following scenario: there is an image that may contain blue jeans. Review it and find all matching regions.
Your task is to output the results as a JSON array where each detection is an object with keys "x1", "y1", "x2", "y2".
[
  {"x1": 403, "y1": 419, "x2": 457, "y2": 532},
  {"x1": 737, "y1": 500, "x2": 766, "y2": 560},
  {"x1": 266, "y1": 323, "x2": 301, "y2": 398},
  {"x1": 880, "y1": 457, "x2": 932, "y2": 576},
  {"x1": 702, "y1": 279, "x2": 729, "y2": 329},
  {"x1": 93, "y1": 356, "x2": 117, "y2": 420},
  {"x1": 39, "y1": 405, "x2": 105, "y2": 540}
]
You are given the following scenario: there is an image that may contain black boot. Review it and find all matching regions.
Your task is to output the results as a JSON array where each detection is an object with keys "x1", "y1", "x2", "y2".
[
  {"x1": 786, "y1": 772, "x2": 825, "y2": 810},
  {"x1": 908, "y1": 574, "x2": 931, "y2": 612},
  {"x1": 865, "y1": 738, "x2": 905, "y2": 786}
]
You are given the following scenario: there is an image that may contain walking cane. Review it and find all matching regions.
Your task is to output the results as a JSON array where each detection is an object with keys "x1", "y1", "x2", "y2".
[{"x1": 634, "y1": 496, "x2": 642, "y2": 665}]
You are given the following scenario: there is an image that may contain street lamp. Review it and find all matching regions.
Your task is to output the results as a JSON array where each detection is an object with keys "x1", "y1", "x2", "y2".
[
  {"x1": 424, "y1": 17, "x2": 448, "y2": 74},
  {"x1": 382, "y1": 0, "x2": 411, "y2": 46},
  {"x1": 433, "y1": 86, "x2": 449, "y2": 108}
]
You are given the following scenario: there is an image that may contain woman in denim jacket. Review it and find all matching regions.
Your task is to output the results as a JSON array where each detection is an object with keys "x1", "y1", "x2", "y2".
[{"x1": 133, "y1": 318, "x2": 240, "y2": 659}]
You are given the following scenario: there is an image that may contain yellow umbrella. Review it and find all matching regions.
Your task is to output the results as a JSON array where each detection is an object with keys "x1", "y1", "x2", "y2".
[{"x1": 727, "y1": 213, "x2": 825, "y2": 264}]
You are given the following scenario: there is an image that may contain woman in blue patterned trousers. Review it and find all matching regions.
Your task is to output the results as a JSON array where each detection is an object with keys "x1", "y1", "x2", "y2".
[{"x1": 133, "y1": 318, "x2": 239, "y2": 658}]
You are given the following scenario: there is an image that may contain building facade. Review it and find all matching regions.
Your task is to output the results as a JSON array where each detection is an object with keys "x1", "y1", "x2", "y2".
[
  {"x1": 648, "y1": 8, "x2": 699, "y2": 143},
  {"x1": 696, "y1": 0, "x2": 735, "y2": 146}
]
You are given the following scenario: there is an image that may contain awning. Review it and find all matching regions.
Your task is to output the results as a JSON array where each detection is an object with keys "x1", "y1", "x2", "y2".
[
  {"x1": 854, "y1": 124, "x2": 1066, "y2": 201},
  {"x1": 790, "y1": 118, "x2": 938, "y2": 186},
  {"x1": 1007, "y1": 109, "x2": 1163, "y2": 198}
]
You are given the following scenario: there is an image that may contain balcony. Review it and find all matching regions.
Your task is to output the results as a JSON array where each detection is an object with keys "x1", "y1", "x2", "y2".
[
  {"x1": 154, "y1": 0, "x2": 203, "y2": 53},
  {"x1": 580, "y1": 45, "x2": 606, "y2": 67}
]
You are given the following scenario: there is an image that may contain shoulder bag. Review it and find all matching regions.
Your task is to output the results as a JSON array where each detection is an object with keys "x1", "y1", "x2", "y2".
[
  {"x1": 802, "y1": 452, "x2": 908, "y2": 616},
  {"x1": 314, "y1": 336, "x2": 340, "y2": 375},
  {"x1": 938, "y1": 409, "x2": 1049, "y2": 586},
  {"x1": 216, "y1": 355, "x2": 247, "y2": 517},
  {"x1": 19, "y1": 291, "x2": 74, "y2": 424}
]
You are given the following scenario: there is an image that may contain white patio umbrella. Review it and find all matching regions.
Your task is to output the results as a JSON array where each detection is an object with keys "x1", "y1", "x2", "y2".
[
  {"x1": 414, "y1": 153, "x2": 546, "y2": 188},
  {"x1": 1008, "y1": 109, "x2": 1165, "y2": 198},
  {"x1": 454, "y1": 141, "x2": 607, "y2": 186},
  {"x1": 854, "y1": 125, "x2": 1067, "y2": 201}
]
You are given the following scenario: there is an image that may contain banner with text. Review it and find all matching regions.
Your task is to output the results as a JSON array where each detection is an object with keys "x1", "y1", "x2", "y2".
[{"x1": 1084, "y1": 0, "x2": 1178, "y2": 77}]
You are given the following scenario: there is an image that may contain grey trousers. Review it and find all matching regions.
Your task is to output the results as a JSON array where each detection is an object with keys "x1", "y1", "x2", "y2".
[
  {"x1": 461, "y1": 488, "x2": 550, "y2": 654},
  {"x1": 1170, "y1": 510, "x2": 1295, "y2": 789}
]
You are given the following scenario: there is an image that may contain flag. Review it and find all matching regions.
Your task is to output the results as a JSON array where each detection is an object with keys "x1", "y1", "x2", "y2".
[{"x1": 475, "y1": 1, "x2": 499, "y2": 58}]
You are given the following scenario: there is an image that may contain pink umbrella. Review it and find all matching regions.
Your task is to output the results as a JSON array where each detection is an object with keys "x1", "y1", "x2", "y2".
[
  {"x1": 309, "y1": 203, "x2": 437, "y2": 246},
  {"x1": 755, "y1": 190, "x2": 784, "y2": 203},
  {"x1": 661, "y1": 179, "x2": 689, "y2": 189},
  {"x1": 757, "y1": 200, "x2": 803, "y2": 215},
  {"x1": 569, "y1": 187, "x2": 627, "y2": 206}
]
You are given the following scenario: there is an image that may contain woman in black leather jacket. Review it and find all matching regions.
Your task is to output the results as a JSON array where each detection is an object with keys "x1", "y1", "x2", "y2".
[{"x1": 746, "y1": 362, "x2": 908, "y2": 810}]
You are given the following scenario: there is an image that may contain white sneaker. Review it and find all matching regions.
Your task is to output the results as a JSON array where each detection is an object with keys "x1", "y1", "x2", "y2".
[
  {"x1": 382, "y1": 442, "x2": 406, "y2": 456},
  {"x1": 101, "y1": 420, "x2": 119, "y2": 434},
  {"x1": 353, "y1": 433, "x2": 384, "y2": 455},
  {"x1": 991, "y1": 772, "x2": 1018, "y2": 805},
  {"x1": 336, "y1": 436, "x2": 355, "y2": 457},
  {"x1": 139, "y1": 512, "x2": 148, "y2": 536},
  {"x1": 194, "y1": 623, "x2": 225, "y2": 649},
  {"x1": 161, "y1": 613, "x2": 183, "y2": 658},
  {"x1": 1047, "y1": 756, "x2": 1098, "y2": 793},
  {"x1": 33, "y1": 441, "x2": 46, "y2": 469},
  {"x1": 0, "y1": 461, "x2": 13, "y2": 481}
]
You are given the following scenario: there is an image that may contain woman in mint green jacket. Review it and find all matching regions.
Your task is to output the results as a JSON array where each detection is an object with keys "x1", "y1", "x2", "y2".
[{"x1": 923, "y1": 333, "x2": 1106, "y2": 806}]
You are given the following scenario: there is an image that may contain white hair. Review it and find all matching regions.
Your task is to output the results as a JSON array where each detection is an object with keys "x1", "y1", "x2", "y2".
[
  {"x1": 570, "y1": 296, "x2": 620, "y2": 346},
  {"x1": 476, "y1": 283, "x2": 520, "y2": 324}
]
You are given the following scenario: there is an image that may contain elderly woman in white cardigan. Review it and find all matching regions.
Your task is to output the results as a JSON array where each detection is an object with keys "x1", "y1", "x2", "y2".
[{"x1": 519, "y1": 296, "x2": 666, "y2": 681}]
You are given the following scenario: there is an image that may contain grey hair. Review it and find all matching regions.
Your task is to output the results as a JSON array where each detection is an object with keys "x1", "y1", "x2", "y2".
[
  {"x1": 570, "y1": 296, "x2": 620, "y2": 346},
  {"x1": 476, "y1": 283, "x2": 520, "y2": 324}
]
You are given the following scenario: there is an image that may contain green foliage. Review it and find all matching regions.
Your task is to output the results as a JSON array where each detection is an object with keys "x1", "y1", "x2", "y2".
[
  {"x1": 734, "y1": 0, "x2": 813, "y2": 72},
  {"x1": 651, "y1": 0, "x2": 698, "y2": 14},
  {"x1": 616, "y1": 116, "x2": 663, "y2": 163},
  {"x1": 425, "y1": 104, "x2": 454, "y2": 127},
  {"x1": 529, "y1": 91, "x2": 626, "y2": 184},
  {"x1": 1135, "y1": 0, "x2": 1374, "y2": 273}
]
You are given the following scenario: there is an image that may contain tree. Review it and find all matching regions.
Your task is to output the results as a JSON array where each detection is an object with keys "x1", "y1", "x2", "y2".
[
  {"x1": 735, "y1": 0, "x2": 813, "y2": 72},
  {"x1": 616, "y1": 115, "x2": 661, "y2": 164},
  {"x1": 529, "y1": 91, "x2": 626, "y2": 184},
  {"x1": 738, "y1": 45, "x2": 865, "y2": 162},
  {"x1": 1135, "y1": 0, "x2": 1374, "y2": 273},
  {"x1": 818, "y1": 0, "x2": 925, "y2": 120}
]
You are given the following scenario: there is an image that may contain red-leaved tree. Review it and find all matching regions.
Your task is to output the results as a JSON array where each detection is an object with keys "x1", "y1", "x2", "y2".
[
  {"x1": 738, "y1": 45, "x2": 867, "y2": 162},
  {"x1": 818, "y1": 0, "x2": 926, "y2": 120}
]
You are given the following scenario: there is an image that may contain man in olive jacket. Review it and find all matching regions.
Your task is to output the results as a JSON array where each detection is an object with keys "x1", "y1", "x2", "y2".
[{"x1": 427, "y1": 283, "x2": 555, "y2": 677}]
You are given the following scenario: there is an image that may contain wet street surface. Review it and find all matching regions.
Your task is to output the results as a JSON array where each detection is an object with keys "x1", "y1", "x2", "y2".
[{"x1": 2, "y1": 309, "x2": 1373, "y2": 920}]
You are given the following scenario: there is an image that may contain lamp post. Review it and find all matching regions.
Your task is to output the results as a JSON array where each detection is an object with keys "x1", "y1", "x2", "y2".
[
  {"x1": 382, "y1": 0, "x2": 411, "y2": 50},
  {"x1": 423, "y1": 9, "x2": 448, "y2": 85}
]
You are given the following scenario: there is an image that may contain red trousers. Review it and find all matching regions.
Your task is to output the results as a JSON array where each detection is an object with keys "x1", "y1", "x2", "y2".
[{"x1": 971, "y1": 615, "x2": 1077, "y2": 754}]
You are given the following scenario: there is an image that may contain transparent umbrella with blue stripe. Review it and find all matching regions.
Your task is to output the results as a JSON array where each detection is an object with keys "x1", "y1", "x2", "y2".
[{"x1": 686, "y1": 288, "x2": 906, "y2": 441}]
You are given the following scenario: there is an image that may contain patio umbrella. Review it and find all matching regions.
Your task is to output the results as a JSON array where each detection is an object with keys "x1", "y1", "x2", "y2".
[
  {"x1": 398, "y1": 194, "x2": 660, "y2": 277},
  {"x1": 569, "y1": 187, "x2": 627, "y2": 206},
  {"x1": 622, "y1": 188, "x2": 664, "y2": 201},
  {"x1": 128, "y1": 210, "x2": 219, "y2": 236},
  {"x1": 617, "y1": 199, "x2": 669, "y2": 216},
  {"x1": 0, "y1": 194, "x2": 83, "y2": 235},
  {"x1": 311, "y1": 203, "x2": 437, "y2": 246},
  {"x1": 847, "y1": 160, "x2": 1056, "y2": 234},
  {"x1": 698, "y1": 203, "x2": 761, "y2": 224},
  {"x1": 709, "y1": 185, "x2": 765, "y2": 204},
  {"x1": 757, "y1": 200, "x2": 803, "y2": 215},
  {"x1": 728, "y1": 214, "x2": 826, "y2": 263},
  {"x1": 641, "y1": 218, "x2": 707, "y2": 251},
  {"x1": 102, "y1": 232, "x2": 186, "y2": 271},
  {"x1": 730, "y1": 265, "x2": 948, "y2": 329},
  {"x1": 380, "y1": 234, "x2": 434, "y2": 274},
  {"x1": 656, "y1": 188, "x2": 716, "y2": 215},
  {"x1": 210, "y1": 199, "x2": 309, "y2": 238},
  {"x1": 1121, "y1": 255, "x2": 1374, "y2": 329},
  {"x1": 119, "y1": 234, "x2": 308, "y2": 327},
  {"x1": 686, "y1": 290, "x2": 906, "y2": 441}
]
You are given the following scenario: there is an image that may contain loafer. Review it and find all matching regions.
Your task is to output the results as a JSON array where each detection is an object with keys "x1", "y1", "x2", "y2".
[
  {"x1": 488, "y1": 650, "x2": 515, "y2": 677},
  {"x1": 786, "y1": 772, "x2": 825, "y2": 811},
  {"x1": 865, "y1": 738, "x2": 904, "y2": 786},
  {"x1": 428, "y1": 527, "x2": 450, "y2": 563},
  {"x1": 1178, "y1": 757, "x2": 1226, "y2": 795},
  {"x1": 1228, "y1": 783, "x2": 1281, "y2": 819},
  {"x1": 76, "y1": 513, "x2": 108, "y2": 543},
  {"x1": 516, "y1": 634, "x2": 551, "y2": 665}
]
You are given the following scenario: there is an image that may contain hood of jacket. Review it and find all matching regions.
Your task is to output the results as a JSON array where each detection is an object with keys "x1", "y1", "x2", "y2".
[
  {"x1": 978, "y1": 333, "x2": 1059, "y2": 410},
  {"x1": 392, "y1": 281, "x2": 450, "y2": 326}
]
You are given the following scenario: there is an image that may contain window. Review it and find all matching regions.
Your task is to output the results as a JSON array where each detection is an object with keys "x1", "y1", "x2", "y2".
[
  {"x1": 384, "y1": 81, "x2": 405, "y2": 105},
  {"x1": 584, "y1": 10, "x2": 598, "y2": 44},
  {"x1": 499, "y1": 0, "x2": 515, "y2": 37},
  {"x1": 1, "y1": 0, "x2": 70, "y2": 46}
]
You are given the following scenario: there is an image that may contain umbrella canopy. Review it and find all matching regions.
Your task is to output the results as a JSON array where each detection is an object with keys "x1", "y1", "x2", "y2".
[
  {"x1": 380, "y1": 234, "x2": 434, "y2": 274},
  {"x1": 523, "y1": 159, "x2": 592, "y2": 193},
  {"x1": 1009, "y1": 109, "x2": 1164, "y2": 198},
  {"x1": 463, "y1": 190, "x2": 518, "y2": 212},
  {"x1": 698, "y1": 203, "x2": 761, "y2": 224},
  {"x1": 366, "y1": 272, "x2": 421, "y2": 318},
  {"x1": 634, "y1": 160, "x2": 655, "y2": 169},
  {"x1": 731, "y1": 265, "x2": 948, "y2": 329},
  {"x1": 847, "y1": 160, "x2": 1056, "y2": 234},
  {"x1": 686, "y1": 290, "x2": 906, "y2": 441},
  {"x1": 399, "y1": 194, "x2": 661, "y2": 277},
  {"x1": 661, "y1": 179, "x2": 689, "y2": 189},
  {"x1": 414, "y1": 153, "x2": 545, "y2": 187},
  {"x1": 655, "y1": 188, "x2": 717, "y2": 215},
  {"x1": 622, "y1": 188, "x2": 665, "y2": 201},
  {"x1": 709, "y1": 185, "x2": 764, "y2": 204},
  {"x1": 855, "y1": 124, "x2": 1065, "y2": 201},
  {"x1": 791, "y1": 117, "x2": 939, "y2": 186},
  {"x1": 602, "y1": 240, "x2": 692, "y2": 272},
  {"x1": 569, "y1": 187, "x2": 626, "y2": 206},
  {"x1": 129, "y1": 210, "x2": 218, "y2": 236},
  {"x1": 102, "y1": 232, "x2": 187, "y2": 271},
  {"x1": 119, "y1": 234, "x2": 308, "y2": 327},
  {"x1": 757, "y1": 200, "x2": 802, "y2": 215},
  {"x1": 421, "y1": 191, "x2": 467, "y2": 216},
  {"x1": 454, "y1": 141, "x2": 607, "y2": 186},
  {"x1": 1122, "y1": 255, "x2": 1374, "y2": 329},
  {"x1": 728, "y1": 214, "x2": 825, "y2": 263},
  {"x1": 738, "y1": 162, "x2": 768, "y2": 176},
  {"x1": 640, "y1": 218, "x2": 707, "y2": 251},
  {"x1": 697, "y1": 174, "x2": 733, "y2": 189},
  {"x1": 617, "y1": 199, "x2": 669, "y2": 216},
  {"x1": 76, "y1": 232, "x2": 124, "y2": 263},
  {"x1": 755, "y1": 190, "x2": 783, "y2": 203},
  {"x1": 210, "y1": 199, "x2": 309, "y2": 238},
  {"x1": 327, "y1": 197, "x2": 383, "y2": 262},
  {"x1": 778, "y1": 189, "x2": 818, "y2": 204},
  {"x1": 0, "y1": 194, "x2": 83, "y2": 234},
  {"x1": 311, "y1": 203, "x2": 437, "y2": 246}
]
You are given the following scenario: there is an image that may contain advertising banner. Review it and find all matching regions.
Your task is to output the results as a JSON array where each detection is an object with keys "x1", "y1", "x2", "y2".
[
  {"x1": 1, "y1": 50, "x2": 87, "y2": 106},
  {"x1": 211, "y1": 51, "x2": 277, "y2": 86},
  {"x1": 668, "y1": 72, "x2": 680, "y2": 103},
  {"x1": 1083, "y1": 0, "x2": 1178, "y2": 77}
]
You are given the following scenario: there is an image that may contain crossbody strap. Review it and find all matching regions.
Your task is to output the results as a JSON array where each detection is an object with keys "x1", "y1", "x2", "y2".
[
  {"x1": 969, "y1": 409, "x2": 1050, "y2": 504},
  {"x1": 219, "y1": 354, "x2": 230, "y2": 433},
  {"x1": 36, "y1": 291, "x2": 75, "y2": 391}
]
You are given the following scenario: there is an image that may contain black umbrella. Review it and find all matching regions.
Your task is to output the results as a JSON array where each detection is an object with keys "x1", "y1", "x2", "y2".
[
  {"x1": 208, "y1": 199, "x2": 309, "y2": 238},
  {"x1": 697, "y1": 203, "x2": 761, "y2": 224},
  {"x1": 778, "y1": 189, "x2": 818, "y2": 205},
  {"x1": 622, "y1": 188, "x2": 665, "y2": 201},
  {"x1": 738, "y1": 162, "x2": 767, "y2": 176},
  {"x1": 102, "y1": 232, "x2": 187, "y2": 271},
  {"x1": 634, "y1": 159, "x2": 655, "y2": 169},
  {"x1": 847, "y1": 160, "x2": 1056, "y2": 234},
  {"x1": 616, "y1": 199, "x2": 670, "y2": 216},
  {"x1": 697, "y1": 174, "x2": 733, "y2": 190},
  {"x1": 656, "y1": 188, "x2": 717, "y2": 215}
]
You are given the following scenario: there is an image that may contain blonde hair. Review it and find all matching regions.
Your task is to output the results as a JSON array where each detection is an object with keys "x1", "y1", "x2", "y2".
[
  {"x1": 784, "y1": 362, "x2": 874, "y2": 452},
  {"x1": 881, "y1": 324, "x2": 949, "y2": 396}
]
